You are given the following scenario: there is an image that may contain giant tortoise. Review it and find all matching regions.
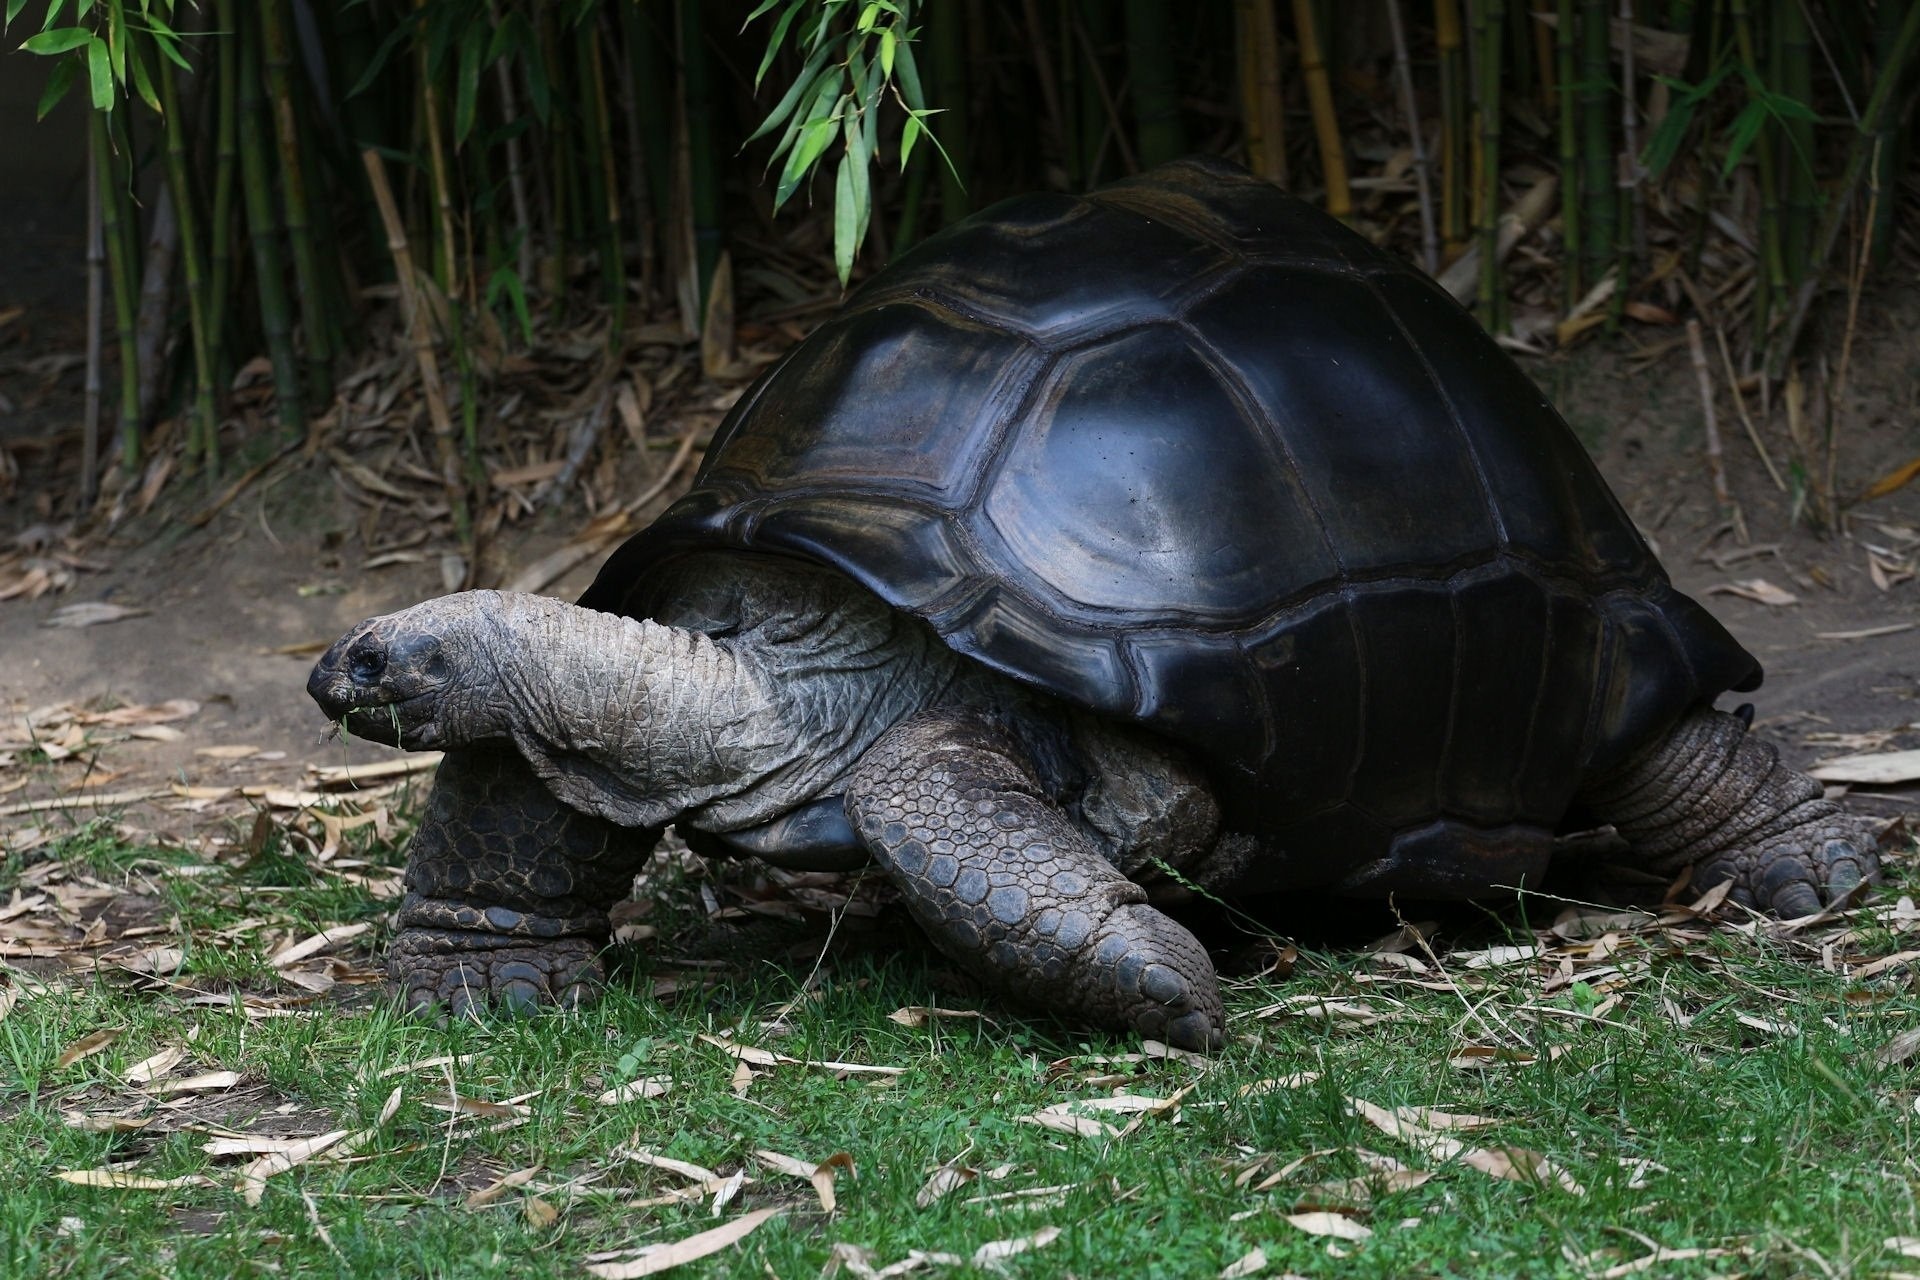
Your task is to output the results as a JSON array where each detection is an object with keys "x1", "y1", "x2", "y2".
[{"x1": 308, "y1": 157, "x2": 1879, "y2": 1049}]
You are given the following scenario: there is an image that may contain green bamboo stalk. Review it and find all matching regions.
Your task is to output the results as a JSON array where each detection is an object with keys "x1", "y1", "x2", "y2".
[
  {"x1": 238, "y1": 16, "x2": 305, "y2": 438},
  {"x1": 578, "y1": 15, "x2": 625, "y2": 330},
  {"x1": 1476, "y1": 0, "x2": 1507, "y2": 328},
  {"x1": 1556, "y1": 0, "x2": 1580, "y2": 309},
  {"x1": 540, "y1": 8, "x2": 572, "y2": 296},
  {"x1": 1775, "y1": 0, "x2": 1814, "y2": 289},
  {"x1": 1578, "y1": 0, "x2": 1614, "y2": 291},
  {"x1": 1123, "y1": 0, "x2": 1186, "y2": 167},
  {"x1": 1731, "y1": 0, "x2": 1785, "y2": 342},
  {"x1": 208, "y1": 0, "x2": 239, "y2": 395},
  {"x1": 679, "y1": 0, "x2": 722, "y2": 313},
  {"x1": 615, "y1": 0, "x2": 660, "y2": 304},
  {"x1": 91, "y1": 109, "x2": 142, "y2": 475},
  {"x1": 1870, "y1": 0, "x2": 1912, "y2": 268},
  {"x1": 158, "y1": 35, "x2": 218, "y2": 472},
  {"x1": 1436, "y1": 0, "x2": 1468, "y2": 254},
  {"x1": 415, "y1": 0, "x2": 459, "y2": 296},
  {"x1": 930, "y1": 0, "x2": 971, "y2": 220},
  {"x1": 1506, "y1": 0, "x2": 1534, "y2": 101},
  {"x1": 261, "y1": 0, "x2": 332, "y2": 405}
]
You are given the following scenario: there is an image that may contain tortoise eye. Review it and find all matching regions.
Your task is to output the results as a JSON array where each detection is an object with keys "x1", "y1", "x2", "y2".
[{"x1": 350, "y1": 649, "x2": 387, "y2": 682}]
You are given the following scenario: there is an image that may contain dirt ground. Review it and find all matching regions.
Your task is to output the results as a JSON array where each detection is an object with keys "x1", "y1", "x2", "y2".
[{"x1": 2, "y1": 218, "x2": 1917, "y2": 855}]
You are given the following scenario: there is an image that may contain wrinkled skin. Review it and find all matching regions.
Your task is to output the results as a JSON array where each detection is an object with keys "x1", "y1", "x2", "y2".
[{"x1": 311, "y1": 560, "x2": 1881, "y2": 1050}]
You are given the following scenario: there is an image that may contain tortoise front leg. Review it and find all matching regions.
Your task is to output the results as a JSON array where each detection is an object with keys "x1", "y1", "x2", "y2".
[
  {"x1": 1578, "y1": 706, "x2": 1880, "y2": 917},
  {"x1": 846, "y1": 710, "x2": 1224, "y2": 1050},
  {"x1": 393, "y1": 742, "x2": 660, "y2": 1016}
]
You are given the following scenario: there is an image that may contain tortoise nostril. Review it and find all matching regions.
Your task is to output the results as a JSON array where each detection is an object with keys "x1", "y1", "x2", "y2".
[{"x1": 350, "y1": 649, "x2": 387, "y2": 683}]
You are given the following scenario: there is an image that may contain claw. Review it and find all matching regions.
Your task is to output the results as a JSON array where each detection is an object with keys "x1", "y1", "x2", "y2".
[{"x1": 1164, "y1": 1008, "x2": 1224, "y2": 1052}]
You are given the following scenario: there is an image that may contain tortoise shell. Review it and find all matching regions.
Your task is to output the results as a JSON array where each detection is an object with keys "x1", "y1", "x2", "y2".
[{"x1": 586, "y1": 156, "x2": 1759, "y2": 892}]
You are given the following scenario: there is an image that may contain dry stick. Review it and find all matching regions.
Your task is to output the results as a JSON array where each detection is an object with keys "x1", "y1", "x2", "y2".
[
  {"x1": 1071, "y1": 19, "x2": 1139, "y2": 176},
  {"x1": 1235, "y1": 0, "x2": 1288, "y2": 186},
  {"x1": 1715, "y1": 324, "x2": 1786, "y2": 493},
  {"x1": 82, "y1": 119, "x2": 104, "y2": 510},
  {"x1": 1686, "y1": 319, "x2": 1732, "y2": 510},
  {"x1": 361, "y1": 150, "x2": 468, "y2": 548},
  {"x1": 502, "y1": 430, "x2": 700, "y2": 596},
  {"x1": 1617, "y1": 0, "x2": 1645, "y2": 265},
  {"x1": 1386, "y1": 0, "x2": 1439, "y2": 274},
  {"x1": 489, "y1": 6, "x2": 535, "y2": 290},
  {"x1": 1826, "y1": 171, "x2": 1879, "y2": 516}
]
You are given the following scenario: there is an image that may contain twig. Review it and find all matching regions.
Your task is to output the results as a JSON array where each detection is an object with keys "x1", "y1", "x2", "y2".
[
  {"x1": 1617, "y1": 0, "x2": 1645, "y2": 264},
  {"x1": 360, "y1": 149, "x2": 468, "y2": 547},
  {"x1": 1385, "y1": 0, "x2": 1438, "y2": 274},
  {"x1": 1826, "y1": 160, "x2": 1879, "y2": 520},
  {"x1": 1686, "y1": 320, "x2": 1732, "y2": 510},
  {"x1": 1714, "y1": 324, "x2": 1785, "y2": 493},
  {"x1": 1071, "y1": 18, "x2": 1139, "y2": 175},
  {"x1": 502, "y1": 430, "x2": 700, "y2": 596}
]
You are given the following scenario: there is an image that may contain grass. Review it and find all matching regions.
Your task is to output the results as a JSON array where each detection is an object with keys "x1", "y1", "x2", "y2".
[{"x1": 2, "y1": 815, "x2": 1917, "y2": 1279}]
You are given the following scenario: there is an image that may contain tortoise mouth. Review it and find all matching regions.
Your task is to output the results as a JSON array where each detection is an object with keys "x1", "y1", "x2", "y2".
[{"x1": 333, "y1": 692, "x2": 443, "y2": 748}]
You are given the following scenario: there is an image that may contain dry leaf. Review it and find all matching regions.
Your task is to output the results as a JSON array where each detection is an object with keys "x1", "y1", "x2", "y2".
[
  {"x1": 697, "y1": 1033, "x2": 904, "y2": 1075},
  {"x1": 1219, "y1": 1247, "x2": 1267, "y2": 1278},
  {"x1": 45, "y1": 602, "x2": 149, "y2": 628},
  {"x1": 597, "y1": 1076, "x2": 672, "y2": 1105},
  {"x1": 55, "y1": 1028, "x2": 120, "y2": 1069},
  {"x1": 523, "y1": 1196, "x2": 559, "y2": 1229},
  {"x1": 1809, "y1": 750, "x2": 1920, "y2": 786},
  {"x1": 970, "y1": 1226, "x2": 1062, "y2": 1266},
  {"x1": 1886, "y1": 1237, "x2": 1920, "y2": 1259},
  {"x1": 465, "y1": 1165, "x2": 543, "y2": 1209},
  {"x1": 584, "y1": 1207, "x2": 785, "y2": 1279},
  {"x1": 122, "y1": 1045, "x2": 185, "y2": 1084},
  {"x1": 53, "y1": 1169, "x2": 216, "y2": 1189},
  {"x1": 1704, "y1": 578, "x2": 1798, "y2": 606},
  {"x1": 1447, "y1": 1044, "x2": 1540, "y2": 1069},
  {"x1": 195, "y1": 745, "x2": 259, "y2": 760},
  {"x1": 1394, "y1": 1106, "x2": 1499, "y2": 1131},
  {"x1": 1876, "y1": 1027, "x2": 1920, "y2": 1067},
  {"x1": 238, "y1": 1084, "x2": 401, "y2": 1206},
  {"x1": 148, "y1": 1070, "x2": 243, "y2": 1095},
  {"x1": 1283, "y1": 1212, "x2": 1372, "y2": 1241},
  {"x1": 268, "y1": 923, "x2": 372, "y2": 968},
  {"x1": 886, "y1": 1006, "x2": 988, "y2": 1028},
  {"x1": 116, "y1": 945, "x2": 185, "y2": 976},
  {"x1": 916, "y1": 1159, "x2": 976, "y2": 1208}
]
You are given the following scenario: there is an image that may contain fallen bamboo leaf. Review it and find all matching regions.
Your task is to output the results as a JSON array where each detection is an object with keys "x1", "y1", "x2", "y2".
[
  {"x1": 308, "y1": 754, "x2": 444, "y2": 788},
  {"x1": 53, "y1": 1169, "x2": 216, "y2": 1189},
  {"x1": 970, "y1": 1226, "x2": 1062, "y2": 1266},
  {"x1": 122, "y1": 1045, "x2": 185, "y2": 1084},
  {"x1": 1817, "y1": 621, "x2": 1918, "y2": 641},
  {"x1": 597, "y1": 1076, "x2": 672, "y2": 1105},
  {"x1": 616, "y1": 1147, "x2": 728, "y2": 1188},
  {"x1": 1703, "y1": 578, "x2": 1798, "y2": 607},
  {"x1": 61, "y1": 1111, "x2": 154, "y2": 1132},
  {"x1": 1394, "y1": 1106, "x2": 1499, "y2": 1131},
  {"x1": 1219, "y1": 1246, "x2": 1267, "y2": 1278},
  {"x1": 149, "y1": 1071, "x2": 244, "y2": 1095},
  {"x1": 916, "y1": 1158, "x2": 976, "y2": 1208},
  {"x1": 1863, "y1": 455, "x2": 1920, "y2": 501},
  {"x1": 202, "y1": 1135, "x2": 328, "y2": 1157},
  {"x1": 238, "y1": 1084, "x2": 401, "y2": 1205},
  {"x1": 0, "y1": 789, "x2": 167, "y2": 818},
  {"x1": 45, "y1": 602, "x2": 149, "y2": 628},
  {"x1": 886, "y1": 1006, "x2": 988, "y2": 1027},
  {"x1": 1592, "y1": 1245, "x2": 1745, "y2": 1278},
  {"x1": 584, "y1": 1207, "x2": 785, "y2": 1278},
  {"x1": 55, "y1": 1028, "x2": 120, "y2": 1069},
  {"x1": 1283, "y1": 1211, "x2": 1371, "y2": 1241},
  {"x1": 1809, "y1": 750, "x2": 1920, "y2": 786},
  {"x1": 115, "y1": 945, "x2": 185, "y2": 976},
  {"x1": 465, "y1": 1165, "x2": 543, "y2": 1208},
  {"x1": 195, "y1": 745, "x2": 259, "y2": 760},
  {"x1": 1446, "y1": 1045, "x2": 1538, "y2": 1069},
  {"x1": 697, "y1": 1033, "x2": 905, "y2": 1075},
  {"x1": 269, "y1": 923, "x2": 373, "y2": 969},
  {"x1": 1876, "y1": 1026, "x2": 1920, "y2": 1067},
  {"x1": 523, "y1": 1196, "x2": 560, "y2": 1229}
]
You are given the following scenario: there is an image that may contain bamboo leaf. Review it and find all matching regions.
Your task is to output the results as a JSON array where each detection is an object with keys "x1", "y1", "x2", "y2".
[
  {"x1": 1722, "y1": 99, "x2": 1769, "y2": 177},
  {"x1": 40, "y1": 0, "x2": 73, "y2": 33},
  {"x1": 833, "y1": 151, "x2": 858, "y2": 284},
  {"x1": 522, "y1": 37, "x2": 551, "y2": 122},
  {"x1": 775, "y1": 111, "x2": 839, "y2": 209},
  {"x1": 5, "y1": 0, "x2": 30, "y2": 30},
  {"x1": 347, "y1": 14, "x2": 421, "y2": 99},
  {"x1": 128, "y1": 42, "x2": 158, "y2": 113},
  {"x1": 36, "y1": 53, "x2": 78, "y2": 118},
  {"x1": 747, "y1": 42, "x2": 831, "y2": 144},
  {"x1": 86, "y1": 35, "x2": 113, "y2": 110},
  {"x1": 901, "y1": 112, "x2": 922, "y2": 167},
  {"x1": 485, "y1": 264, "x2": 534, "y2": 346},
  {"x1": 20, "y1": 27, "x2": 91, "y2": 55},
  {"x1": 753, "y1": 0, "x2": 807, "y2": 90},
  {"x1": 453, "y1": 20, "x2": 485, "y2": 147},
  {"x1": 107, "y1": 0, "x2": 125, "y2": 84},
  {"x1": 878, "y1": 26, "x2": 895, "y2": 78},
  {"x1": 893, "y1": 34, "x2": 925, "y2": 110}
]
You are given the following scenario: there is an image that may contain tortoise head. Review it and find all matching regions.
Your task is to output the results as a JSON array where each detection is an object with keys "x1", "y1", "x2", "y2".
[{"x1": 307, "y1": 592, "x2": 505, "y2": 749}]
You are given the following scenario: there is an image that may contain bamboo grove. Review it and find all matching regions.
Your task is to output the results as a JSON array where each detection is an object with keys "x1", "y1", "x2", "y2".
[{"x1": 9, "y1": 0, "x2": 1919, "y2": 527}]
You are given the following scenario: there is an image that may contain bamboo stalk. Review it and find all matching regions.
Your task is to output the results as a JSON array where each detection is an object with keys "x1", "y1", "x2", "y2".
[
  {"x1": 1020, "y1": 0, "x2": 1070, "y2": 184},
  {"x1": 1775, "y1": 0, "x2": 1815, "y2": 287},
  {"x1": 1436, "y1": 0, "x2": 1468, "y2": 252},
  {"x1": 930, "y1": 0, "x2": 972, "y2": 218},
  {"x1": 1235, "y1": 0, "x2": 1288, "y2": 186},
  {"x1": 1869, "y1": 0, "x2": 1911, "y2": 268},
  {"x1": 262, "y1": 0, "x2": 332, "y2": 406},
  {"x1": 580, "y1": 17, "x2": 626, "y2": 330},
  {"x1": 613, "y1": 0, "x2": 657, "y2": 306},
  {"x1": 1124, "y1": 0, "x2": 1187, "y2": 167},
  {"x1": 208, "y1": 0, "x2": 238, "y2": 392},
  {"x1": 362, "y1": 150, "x2": 468, "y2": 546},
  {"x1": 1618, "y1": 0, "x2": 1644, "y2": 268},
  {"x1": 1685, "y1": 319, "x2": 1732, "y2": 509},
  {"x1": 237, "y1": 16, "x2": 305, "y2": 438},
  {"x1": 1293, "y1": 0, "x2": 1350, "y2": 217},
  {"x1": 1533, "y1": 0, "x2": 1557, "y2": 110},
  {"x1": 83, "y1": 113, "x2": 104, "y2": 507},
  {"x1": 159, "y1": 45, "x2": 219, "y2": 472},
  {"x1": 1476, "y1": 0, "x2": 1507, "y2": 326},
  {"x1": 1578, "y1": 0, "x2": 1615, "y2": 290},
  {"x1": 1730, "y1": 0, "x2": 1785, "y2": 342},
  {"x1": 132, "y1": 189, "x2": 178, "y2": 430},
  {"x1": 1072, "y1": 0, "x2": 1115, "y2": 187},
  {"x1": 679, "y1": 0, "x2": 722, "y2": 310},
  {"x1": 1386, "y1": 0, "x2": 1437, "y2": 273},
  {"x1": 92, "y1": 109, "x2": 142, "y2": 475},
  {"x1": 489, "y1": 5, "x2": 535, "y2": 292},
  {"x1": 1556, "y1": 0, "x2": 1580, "y2": 309}
]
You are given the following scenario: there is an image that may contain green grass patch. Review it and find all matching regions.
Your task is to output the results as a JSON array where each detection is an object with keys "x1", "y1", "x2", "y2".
[{"x1": 2, "y1": 823, "x2": 1917, "y2": 1278}]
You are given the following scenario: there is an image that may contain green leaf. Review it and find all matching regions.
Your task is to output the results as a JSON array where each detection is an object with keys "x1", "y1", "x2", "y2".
[
  {"x1": 774, "y1": 112, "x2": 838, "y2": 208},
  {"x1": 129, "y1": 43, "x2": 159, "y2": 113},
  {"x1": 1722, "y1": 99, "x2": 1768, "y2": 177},
  {"x1": 893, "y1": 35, "x2": 924, "y2": 110},
  {"x1": 36, "y1": 53, "x2": 78, "y2": 118},
  {"x1": 857, "y1": 1, "x2": 880, "y2": 32},
  {"x1": 86, "y1": 34, "x2": 113, "y2": 110},
  {"x1": 485, "y1": 263, "x2": 534, "y2": 346},
  {"x1": 6, "y1": 0, "x2": 32, "y2": 31},
  {"x1": 845, "y1": 112, "x2": 870, "y2": 256},
  {"x1": 900, "y1": 112, "x2": 922, "y2": 168},
  {"x1": 108, "y1": 0, "x2": 125, "y2": 84},
  {"x1": 523, "y1": 40, "x2": 552, "y2": 122},
  {"x1": 832, "y1": 152, "x2": 858, "y2": 284},
  {"x1": 348, "y1": 15, "x2": 419, "y2": 99},
  {"x1": 746, "y1": 42, "x2": 831, "y2": 144},
  {"x1": 151, "y1": 26, "x2": 192, "y2": 72},
  {"x1": 21, "y1": 26, "x2": 92, "y2": 55},
  {"x1": 753, "y1": 0, "x2": 806, "y2": 90},
  {"x1": 453, "y1": 20, "x2": 485, "y2": 147},
  {"x1": 40, "y1": 0, "x2": 72, "y2": 32},
  {"x1": 878, "y1": 26, "x2": 895, "y2": 78}
]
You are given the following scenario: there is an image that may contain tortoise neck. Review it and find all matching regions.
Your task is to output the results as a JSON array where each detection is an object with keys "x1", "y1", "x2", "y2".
[{"x1": 497, "y1": 596, "x2": 775, "y2": 829}]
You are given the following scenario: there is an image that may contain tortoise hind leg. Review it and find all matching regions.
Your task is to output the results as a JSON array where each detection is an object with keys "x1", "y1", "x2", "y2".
[
  {"x1": 846, "y1": 710, "x2": 1224, "y2": 1050},
  {"x1": 393, "y1": 742, "x2": 660, "y2": 1017},
  {"x1": 1577, "y1": 706, "x2": 1880, "y2": 917}
]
